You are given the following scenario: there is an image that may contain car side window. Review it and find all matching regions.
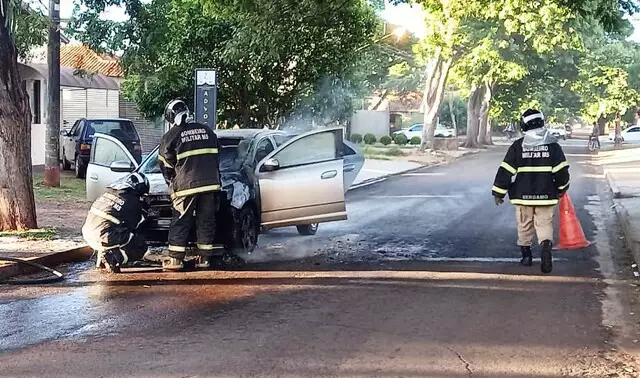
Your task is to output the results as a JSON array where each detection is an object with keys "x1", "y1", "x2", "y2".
[
  {"x1": 92, "y1": 138, "x2": 131, "y2": 167},
  {"x1": 272, "y1": 131, "x2": 338, "y2": 169},
  {"x1": 629, "y1": 127, "x2": 640, "y2": 133},
  {"x1": 254, "y1": 138, "x2": 275, "y2": 164},
  {"x1": 70, "y1": 121, "x2": 81, "y2": 137},
  {"x1": 410, "y1": 125, "x2": 423, "y2": 132}
]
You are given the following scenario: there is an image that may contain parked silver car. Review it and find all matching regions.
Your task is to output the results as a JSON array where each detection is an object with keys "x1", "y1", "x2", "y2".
[{"x1": 85, "y1": 127, "x2": 364, "y2": 253}]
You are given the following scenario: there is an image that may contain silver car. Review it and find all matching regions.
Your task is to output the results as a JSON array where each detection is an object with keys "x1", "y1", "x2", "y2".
[{"x1": 85, "y1": 127, "x2": 364, "y2": 253}]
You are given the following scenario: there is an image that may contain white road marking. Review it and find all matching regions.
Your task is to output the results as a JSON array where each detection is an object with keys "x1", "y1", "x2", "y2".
[
  {"x1": 418, "y1": 257, "x2": 568, "y2": 263},
  {"x1": 401, "y1": 172, "x2": 446, "y2": 177},
  {"x1": 372, "y1": 195, "x2": 463, "y2": 199}
]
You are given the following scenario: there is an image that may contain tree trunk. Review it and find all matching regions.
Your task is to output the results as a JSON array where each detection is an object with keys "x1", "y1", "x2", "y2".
[
  {"x1": 485, "y1": 119, "x2": 493, "y2": 145},
  {"x1": 0, "y1": 18, "x2": 38, "y2": 231},
  {"x1": 477, "y1": 83, "x2": 493, "y2": 145},
  {"x1": 462, "y1": 85, "x2": 483, "y2": 148},
  {"x1": 420, "y1": 49, "x2": 453, "y2": 151},
  {"x1": 448, "y1": 94, "x2": 457, "y2": 131}
]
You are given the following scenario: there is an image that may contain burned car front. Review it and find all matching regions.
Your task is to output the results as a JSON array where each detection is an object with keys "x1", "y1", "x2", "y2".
[{"x1": 139, "y1": 137, "x2": 260, "y2": 250}]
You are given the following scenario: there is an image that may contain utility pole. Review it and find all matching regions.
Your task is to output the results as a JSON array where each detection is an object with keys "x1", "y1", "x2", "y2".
[{"x1": 44, "y1": 0, "x2": 61, "y2": 187}]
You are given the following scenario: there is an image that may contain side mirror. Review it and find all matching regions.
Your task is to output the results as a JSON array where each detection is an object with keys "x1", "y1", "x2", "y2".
[
  {"x1": 262, "y1": 158, "x2": 280, "y2": 172},
  {"x1": 110, "y1": 160, "x2": 135, "y2": 173},
  {"x1": 60, "y1": 128, "x2": 70, "y2": 137}
]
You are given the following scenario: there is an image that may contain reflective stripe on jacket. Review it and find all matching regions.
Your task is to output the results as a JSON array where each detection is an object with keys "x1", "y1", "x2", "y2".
[
  {"x1": 492, "y1": 138, "x2": 570, "y2": 206},
  {"x1": 158, "y1": 122, "x2": 222, "y2": 198}
]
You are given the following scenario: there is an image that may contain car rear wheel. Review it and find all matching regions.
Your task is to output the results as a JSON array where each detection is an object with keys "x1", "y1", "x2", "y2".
[
  {"x1": 225, "y1": 205, "x2": 258, "y2": 254},
  {"x1": 297, "y1": 223, "x2": 319, "y2": 235},
  {"x1": 75, "y1": 155, "x2": 86, "y2": 179},
  {"x1": 61, "y1": 151, "x2": 71, "y2": 171}
]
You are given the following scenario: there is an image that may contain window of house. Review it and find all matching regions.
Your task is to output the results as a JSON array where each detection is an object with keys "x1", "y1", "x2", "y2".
[{"x1": 32, "y1": 80, "x2": 41, "y2": 124}]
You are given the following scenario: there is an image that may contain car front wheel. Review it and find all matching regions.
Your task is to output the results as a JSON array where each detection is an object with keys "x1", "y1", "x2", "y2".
[
  {"x1": 61, "y1": 150, "x2": 71, "y2": 171},
  {"x1": 75, "y1": 155, "x2": 86, "y2": 179},
  {"x1": 297, "y1": 223, "x2": 319, "y2": 235},
  {"x1": 225, "y1": 205, "x2": 259, "y2": 254}
]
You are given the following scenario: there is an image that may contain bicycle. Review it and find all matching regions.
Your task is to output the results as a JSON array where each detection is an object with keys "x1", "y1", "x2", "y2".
[{"x1": 587, "y1": 136, "x2": 600, "y2": 152}]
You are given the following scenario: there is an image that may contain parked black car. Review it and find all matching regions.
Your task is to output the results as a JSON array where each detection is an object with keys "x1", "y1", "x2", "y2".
[{"x1": 60, "y1": 118, "x2": 143, "y2": 179}]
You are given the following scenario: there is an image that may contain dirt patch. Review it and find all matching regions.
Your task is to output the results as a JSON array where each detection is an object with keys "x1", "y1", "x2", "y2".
[{"x1": 0, "y1": 172, "x2": 89, "y2": 254}]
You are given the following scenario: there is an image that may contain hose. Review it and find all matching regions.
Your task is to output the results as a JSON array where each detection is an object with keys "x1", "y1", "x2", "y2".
[{"x1": 0, "y1": 257, "x2": 65, "y2": 285}]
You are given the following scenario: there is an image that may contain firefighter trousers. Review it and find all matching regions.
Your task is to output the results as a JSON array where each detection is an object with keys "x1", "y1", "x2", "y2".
[
  {"x1": 168, "y1": 192, "x2": 219, "y2": 258},
  {"x1": 515, "y1": 205, "x2": 555, "y2": 246}
]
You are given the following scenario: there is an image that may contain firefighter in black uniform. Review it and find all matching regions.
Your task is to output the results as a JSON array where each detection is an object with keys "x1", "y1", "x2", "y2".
[
  {"x1": 492, "y1": 109, "x2": 570, "y2": 274},
  {"x1": 82, "y1": 173, "x2": 150, "y2": 273},
  {"x1": 158, "y1": 99, "x2": 222, "y2": 270}
]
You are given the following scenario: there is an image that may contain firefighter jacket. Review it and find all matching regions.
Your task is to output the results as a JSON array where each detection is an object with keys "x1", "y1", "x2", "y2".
[
  {"x1": 492, "y1": 138, "x2": 570, "y2": 206},
  {"x1": 82, "y1": 187, "x2": 146, "y2": 250},
  {"x1": 158, "y1": 122, "x2": 222, "y2": 199}
]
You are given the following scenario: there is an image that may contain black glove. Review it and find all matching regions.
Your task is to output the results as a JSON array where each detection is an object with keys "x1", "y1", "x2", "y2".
[{"x1": 494, "y1": 196, "x2": 504, "y2": 206}]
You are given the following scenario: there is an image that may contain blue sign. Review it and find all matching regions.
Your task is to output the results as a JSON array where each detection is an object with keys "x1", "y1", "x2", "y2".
[{"x1": 194, "y1": 69, "x2": 217, "y2": 129}]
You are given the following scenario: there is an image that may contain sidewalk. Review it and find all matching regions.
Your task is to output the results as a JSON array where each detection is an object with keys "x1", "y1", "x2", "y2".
[{"x1": 599, "y1": 147, "x2": 640, "y2": 264}]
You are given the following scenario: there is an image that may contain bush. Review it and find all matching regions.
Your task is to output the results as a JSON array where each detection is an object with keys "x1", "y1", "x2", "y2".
[
  {"x1": 380, "y1": 135, "x2": 392, "y2": 146},
  {"x1": 364, "y1": 133, "x2": 377, "y2": 145},
  {"x1": 350, "y1": 133, "x2": 363, "y2": 143},
  {"x1": 410, "y1": 136, "x2": 421, "y2": 145},
  {"x1": 394, "y1": 133, "x2": 408, "y2": 146}
]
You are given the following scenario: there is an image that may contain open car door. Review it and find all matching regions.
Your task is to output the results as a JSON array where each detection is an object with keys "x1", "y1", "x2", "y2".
[
  {"x1": 86, "y1": 133, "x2": 139, "y2": 202},
  {"x1": 256, "y1": 128, "x2": 348, "y2": 228}
]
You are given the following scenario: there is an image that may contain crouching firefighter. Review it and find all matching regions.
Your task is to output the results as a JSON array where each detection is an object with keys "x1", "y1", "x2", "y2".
[
  {"x1": 158, "y1": 99, "x2": 222, "y2": 271},
  {"x1": 82, "y1": 173, "x2": 150, "y2": 273},
  {"x1": 492, "y1": 109, "x2": 570, "y2": 274}
]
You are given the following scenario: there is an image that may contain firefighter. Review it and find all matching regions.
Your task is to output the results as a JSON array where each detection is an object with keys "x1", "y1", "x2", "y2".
[
  {"x1": 492, "y1": 109, "x2": 570, "y2": 274},
  {"x1": 82, "y1": 173, "x2": 150, "y2": 273},
  {"x1": 158, "y1": 99, "x2": 222, "y2": 271}
]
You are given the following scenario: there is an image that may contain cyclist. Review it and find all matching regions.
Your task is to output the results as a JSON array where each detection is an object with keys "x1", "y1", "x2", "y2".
[{"x1": 589, "y1": 122, "x2": 601, "y2": 150}]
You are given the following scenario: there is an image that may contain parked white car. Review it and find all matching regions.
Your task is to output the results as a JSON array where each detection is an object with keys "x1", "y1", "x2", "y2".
[
  {"x1": 608, "y1": 125, "x2": 640, "y2": 142},
  {"x1": 549, "y1": 124, "x2": 567, "y2": 140},
  {"x1": 393, "y1": 123, "x2": 455, "y2": 140}
]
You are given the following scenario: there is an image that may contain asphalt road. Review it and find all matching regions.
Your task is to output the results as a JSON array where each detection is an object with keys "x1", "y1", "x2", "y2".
[{"x1": 1, "y1": 141, "x2": 640, "y2": 377}]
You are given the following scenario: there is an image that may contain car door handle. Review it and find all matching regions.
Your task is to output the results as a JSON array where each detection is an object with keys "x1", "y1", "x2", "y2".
[
  {"x1": 343, "y1": 164, "x2": 356, "y2": 172},
  {"x1": 89, "y1": 173, "x2": 98, "y2": 182},
  {"x1": 321, "y1": 170, "x2": 337, "y2": 179}
]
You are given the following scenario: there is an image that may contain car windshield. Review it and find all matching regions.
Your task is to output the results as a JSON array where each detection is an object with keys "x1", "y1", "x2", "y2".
[
  {"x1": 139, "y1": 137, "x2": 249, "y2": 175},
  {"x1": 86, "y1": 120, "x2": 138, "y2": 140}
]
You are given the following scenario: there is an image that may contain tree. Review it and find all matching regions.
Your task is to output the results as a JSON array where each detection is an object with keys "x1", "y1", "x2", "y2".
[
  {"x1": 0, "y1": 0, "x2": 39, "y2": 230},
  {"x1": 71, "y1": 0, "x2": 379, "y2": 128}
]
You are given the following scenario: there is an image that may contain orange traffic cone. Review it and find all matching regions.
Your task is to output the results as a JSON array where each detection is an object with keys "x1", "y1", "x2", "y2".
[{"x1": 555, "y1": 194, "x2": 590, "y2": 250}]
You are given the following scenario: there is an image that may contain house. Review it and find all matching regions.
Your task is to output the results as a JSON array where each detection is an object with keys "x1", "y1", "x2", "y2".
[{"x1": 19, "y1": 43, "x2": 163, "y2": 166}]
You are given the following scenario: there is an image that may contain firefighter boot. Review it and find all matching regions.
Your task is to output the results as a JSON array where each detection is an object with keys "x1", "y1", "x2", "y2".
[
  {"x1": 162, "y1": 257, "x2": 184, "y2": 271},
  {"x1": 101, "y1": 249, "x2": 128, "y2": 274},
  {"x1": 540, "y1": 240, "x2": 553, "y2": 274},
  {"x1": 520, "y1": 246, "x2": 533, "y2": 266}
]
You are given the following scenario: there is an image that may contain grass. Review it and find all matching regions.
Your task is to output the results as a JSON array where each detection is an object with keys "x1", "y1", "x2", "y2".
[
  {"x1": 363, "y1": 145, "x2": 407, "y2": 160},
  {"x1": 33, "y1": 172, "x2": 87, "y2": 202},
  {"x1": 0, "y1": 227, "x2": 58, "y2": 240}
]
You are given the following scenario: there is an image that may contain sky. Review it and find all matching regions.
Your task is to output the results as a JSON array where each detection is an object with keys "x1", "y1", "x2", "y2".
[{"x1": 54, "y1": 0, "x2": 640, "y2": 44}]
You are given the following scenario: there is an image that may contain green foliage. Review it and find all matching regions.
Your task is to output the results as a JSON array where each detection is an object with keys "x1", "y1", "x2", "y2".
[
  {"x1": 12, "y1": 9, "x2": 48, "y2": 59},
  {"x1": 350, "y1": 133, "x2": 363, "y2": 143},
  {"x1": 364, "y1": 133, "x2": 377, "y2": 145},
  {"x1": 70, "y1": 0, "x2": 378, "y2": 127},
  {"x1": 380, "y1": 135, "x2": 392, "y2": 145},
  {"x1": 410, "y1": 136, "x2": 421, "y2": 145},
  {"x1": 394, "y1": 133, "x2": 408, "y2": 146}
]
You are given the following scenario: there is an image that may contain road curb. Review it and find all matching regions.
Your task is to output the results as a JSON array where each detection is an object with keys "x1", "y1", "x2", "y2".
[
  {"x1": 605, "y1": 170, "x2": 622, "y2": 199},
  {"x1": 0, "y1": 245, "x2": 93, "y2": 281},
  {"x1": 348, "y1": 150, "x2": 481, "y2": 192},
  {"x1": 611, "y1": 200, "x2": 640, "y2": 266}
]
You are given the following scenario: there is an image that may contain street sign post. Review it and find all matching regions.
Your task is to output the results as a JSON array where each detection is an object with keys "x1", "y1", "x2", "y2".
[{"x1": 194, "y1": 69, "x2": 217, "y2": 129}]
